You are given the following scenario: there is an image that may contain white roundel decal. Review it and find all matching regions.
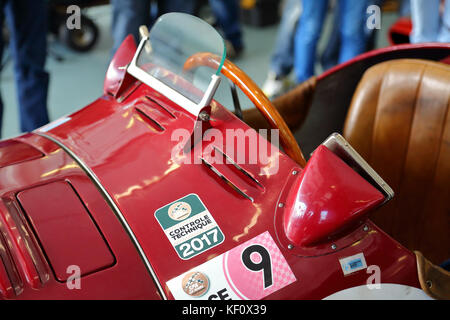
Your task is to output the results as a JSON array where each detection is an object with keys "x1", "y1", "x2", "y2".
[
  {"x1": 324, "y1": 284, "x2": 433, "y2": 300},
  {"x1": 182, "y1": 271, "x2": 210, "y2": 297},
  {"x1": 168, "y1": 201, "x2": 192, "y2": 221}
]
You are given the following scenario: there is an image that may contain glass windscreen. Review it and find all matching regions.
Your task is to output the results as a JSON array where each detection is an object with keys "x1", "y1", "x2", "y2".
[{"x1": 136, "y1": 13, "x2": 226, "y2": 104}]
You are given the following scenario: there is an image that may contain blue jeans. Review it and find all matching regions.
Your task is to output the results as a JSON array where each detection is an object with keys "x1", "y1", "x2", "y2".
[
  {"x1": 400, "y1": 0, "x2": 410, "y2": 17},
  {"x1": 320, "y1": 3, "x2": 341, "y2": 72},
  {"x1": 410, "y1": 0, "x2": 450, "y2": 43},
  {"x1": 269, "y1": 0, "x2": 302, "y2": 77},
  {"x1": 0, "y1": 0, "x2": 49, "y2": 135},
  {"x1": 209, "y1": 0, "x2": 243, "y2": 50},
  {"x1": 321, "y1": 0, "x2": 383, "y2": 71},
  {"x1": 294, "y1": 0, "x2": 367, "y2": 83},
  {"x1": 111, "y1": 0, "x2": 196, "y2": 54}
]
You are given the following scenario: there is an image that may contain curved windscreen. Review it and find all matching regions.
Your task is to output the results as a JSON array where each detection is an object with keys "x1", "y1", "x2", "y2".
[{"x1": 135, "y1": 13, "x2": 226, "y2": 105}]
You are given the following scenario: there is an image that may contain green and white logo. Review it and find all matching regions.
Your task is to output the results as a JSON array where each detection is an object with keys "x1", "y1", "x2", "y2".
[{"x1": 155, "y1": 194, "x2": 225, "y2": 260}]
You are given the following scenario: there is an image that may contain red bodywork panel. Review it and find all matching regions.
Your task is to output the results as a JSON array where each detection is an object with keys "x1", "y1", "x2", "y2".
[
  {"x1": 104, "y1": 35, "x2": 137, "y2": 98},
  {"x1": 0, "y1": 140, "x2": 43, "y2": 168},
  {"x1": 17, "y1": 181, "x2": 115, "y2": 282},
  {"x1": 0, "y1": 135, "x2": 160, "y2": 299},
  {"x1": 0, "y1": 82, "x2": 419, "y2": 300},
  {"x1": 0, "y1": 41, "x2": 427, "y2": 299},
  {"x1": 283, "y1": 145, "x2": 384, "y2": 247}
]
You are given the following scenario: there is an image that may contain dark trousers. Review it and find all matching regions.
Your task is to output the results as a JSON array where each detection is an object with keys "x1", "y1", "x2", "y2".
[
  {"x1": 209, "y1": 0, "x2": 243, "y2": 50},
  {"x1": 110, "y1": 0, "x2": 196, "y2": 54},
  {"x1": 0, "y1": 0, "x2": 49, "y2": 136}
]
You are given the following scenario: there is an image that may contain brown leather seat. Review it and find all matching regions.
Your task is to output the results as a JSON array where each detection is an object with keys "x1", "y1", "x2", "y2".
[
  {"x1": 343, "y1": 59, "x2": 450, "y2": 264},
  {"x1": 415, "y1": 251, "x2": 450, "y2": 299}
]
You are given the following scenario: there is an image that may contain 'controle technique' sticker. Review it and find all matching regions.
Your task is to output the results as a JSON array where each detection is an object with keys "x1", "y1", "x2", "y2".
[
  {"x1": 167, "y1": 231, "x2": 297, "y2": 300},
  {"x1": 155, "y1": 194, "x2": 225, "y2": 260}
]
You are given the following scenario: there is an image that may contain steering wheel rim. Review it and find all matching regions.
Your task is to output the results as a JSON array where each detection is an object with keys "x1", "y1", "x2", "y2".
[{"x1": 183, "y1": 52, "x2": 307, "y2": 167}]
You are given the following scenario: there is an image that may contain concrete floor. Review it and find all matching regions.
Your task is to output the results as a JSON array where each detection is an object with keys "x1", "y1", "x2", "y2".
[{"x1": 0, "y1": 5, "x2": 398, "y2": 139}]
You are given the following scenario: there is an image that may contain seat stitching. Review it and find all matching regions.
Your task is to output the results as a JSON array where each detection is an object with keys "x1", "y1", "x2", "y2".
[
  {"x1": 397, "y1": 66, "x2": 425, "y2": 192},
  {"x1": 393, "y1": 66, "x2": 425, "y2": 244},
  {"x1": 370, "y1": 64, "x2": 388, "y2": 164},
  {"x1": 417, "y1": 81, "x2": 450, "y2": 235}
]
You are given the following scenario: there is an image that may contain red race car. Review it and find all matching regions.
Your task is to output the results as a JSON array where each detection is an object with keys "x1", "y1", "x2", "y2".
[{"x1": 0, "y1": 13, "x2": 448, "y2": 300}]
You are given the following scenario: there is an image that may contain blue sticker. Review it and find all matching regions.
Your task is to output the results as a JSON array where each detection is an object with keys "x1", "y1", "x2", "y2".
[{"x1": 339, "y1": 253, "x2": 367, "y2": 275}]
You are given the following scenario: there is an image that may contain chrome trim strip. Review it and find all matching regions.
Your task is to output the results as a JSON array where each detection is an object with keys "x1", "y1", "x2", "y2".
[
  {"x1": 198, "y1": 74, "x2": 221, "y2": 109},
  {"x1": 144, "y1": 95, "x2": 176, "y2": 119},
  {"x1": 135, "y1": 107, "x2": 165, "y2": 131},
  {"x1": 322, "y1": 133, "x2": 394, "y2": 202},
  {"x1": 201, "y1": 157, "x2": 254, "y2": 202},
  {"x1": 213, "y1": 147, "x2": 263, "y2": 188},
  {"x1": 128, "y1": 62, "x2": 200, "y2": 115},
  {"x1": 36, "y1": 132, "x2": 167, "y2": 300}
]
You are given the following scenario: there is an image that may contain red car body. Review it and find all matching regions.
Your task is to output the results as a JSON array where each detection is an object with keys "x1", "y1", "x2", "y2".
[{"x1": 0, "y1": 36, "x2": 444, "y2": 300}]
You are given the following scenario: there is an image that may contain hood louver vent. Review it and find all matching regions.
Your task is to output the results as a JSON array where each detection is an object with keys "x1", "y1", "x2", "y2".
[
  {"x1": 145, "y1": 95, "x2": 176, "y2": 119},
  {"x1": 135, "y1": 107, "x2": 165, "y2": 132},
  {"x1": 201, "y1": 147, "x2": 263, "y2": 202},
  {"x1": 0, "y1": 199, "x2": 50, "y2": 299},
  {"x1": 0, "y1": 140, "x2": 43, "y2": 169},
  {"x1": 0, "y1": 230, "x2": 22, "y2": 299}
]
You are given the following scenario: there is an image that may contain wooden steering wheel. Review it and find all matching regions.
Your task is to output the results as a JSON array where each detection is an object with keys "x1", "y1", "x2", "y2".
[{"x1": 183, "y1": 52, "x2": 307, "y2": 167}]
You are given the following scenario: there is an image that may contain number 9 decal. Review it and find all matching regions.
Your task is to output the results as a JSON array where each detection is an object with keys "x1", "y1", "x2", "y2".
[
  {"x1": 241, "y1": 245, "x2": 273, "y2": 289},
  {"x1": 223, "y1": 231, "x2": 296, "y2": 300}
]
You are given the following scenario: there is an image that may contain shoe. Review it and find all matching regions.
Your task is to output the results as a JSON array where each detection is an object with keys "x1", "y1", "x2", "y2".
[
  {"x1": 262, "y1": 72, "x2": 293, "y2": 99},
  {"x1": 225, "y1": 40, "x2": 244, "y2": 60}
]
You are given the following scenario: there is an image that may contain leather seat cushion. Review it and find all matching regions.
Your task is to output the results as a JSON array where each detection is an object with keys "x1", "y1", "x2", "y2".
[{"x1": 343, "y1": 59, "x2": 450, "y2": 264}]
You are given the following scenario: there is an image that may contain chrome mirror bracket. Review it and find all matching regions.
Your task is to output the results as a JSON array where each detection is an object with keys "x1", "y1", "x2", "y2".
[
  {"x1": 321, "y1": 133, "x2": 394, "y2": 203},
  {"x1": 127, "y1": 37, "x2": 222, "y2": 118}
]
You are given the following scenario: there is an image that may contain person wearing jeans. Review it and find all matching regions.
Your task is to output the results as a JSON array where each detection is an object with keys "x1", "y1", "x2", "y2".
[
  {"x1": 410, "y1": 0, "x2": 450, "y2": 43},
  {"x1": 269, "y1": 0, "x2": 302, "y2": 79},
  {"x1": 320, "y1": 0, "x2": 384, "y2": 72},
  {"x1": 262, "y1": 0, "x2": 303, "y2": 98},
  {"x1": 263, "y1": 0, "x2": 367, "y2": 98},
  {"x1": 294, "y1": 0, "x2": 367, "y2": 83},
  {"x1": 0, "y1": 0, "x2": 50, "y2": 136}
]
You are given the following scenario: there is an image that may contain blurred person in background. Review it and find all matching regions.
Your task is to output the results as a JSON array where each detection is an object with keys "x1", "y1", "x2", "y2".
[
  {"x1": 294, "y1": 0, "x2": 367, "y2": 83},
  {"x1": 262, "y1": 0, "x2": 368, "y2": 99},
  {"x1": 262, "y1": 0, "x2": 302, "y2": 98},
  {"x1": 410, "y1": 0, "x2": 450, "y2": 43},
  {"x1": 110, "y1": 0, "x2": 196, "y2": 54},
  {"x1": 209, "y1": 0, "x2": 244, "y2": 59},
  {"x1": 320, "y1": 0, "x2": 384, "y2": 71},
  {"x1": 0, "y1": 0, "x2": 50, "y2": 137}
]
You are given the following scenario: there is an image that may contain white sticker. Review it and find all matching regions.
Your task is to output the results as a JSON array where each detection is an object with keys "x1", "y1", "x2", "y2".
[{"x1": 339, "y1": 253, "x2": 367, "y2": 275}]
